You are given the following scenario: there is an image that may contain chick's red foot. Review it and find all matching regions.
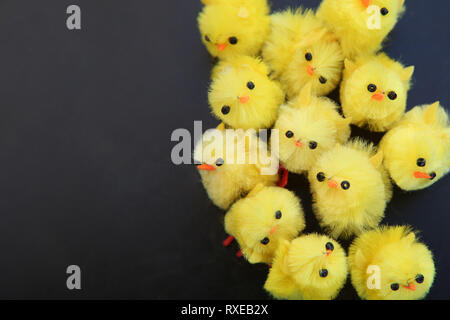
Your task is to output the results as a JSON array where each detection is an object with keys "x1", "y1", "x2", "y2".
[
  {"x1": 277, "y1": 165, "x2": 289, "y2": 188},
  {"x1": 223, "y1": 235, "x2": 234, "y2": 247},
  {"x1": 236, "y1": 250, "x2": 243, "y2": 258}
]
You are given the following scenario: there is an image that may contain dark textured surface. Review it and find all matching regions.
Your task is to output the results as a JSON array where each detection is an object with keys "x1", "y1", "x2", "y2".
[{"x1": 0, "y1": 0, "x2": 448, "y2": 299}]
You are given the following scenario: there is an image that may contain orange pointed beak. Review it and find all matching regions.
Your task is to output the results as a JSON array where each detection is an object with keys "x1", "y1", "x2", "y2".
[
  {"x1": 328, "y1": 180, "x2": 338, "y2": 188},
  {"x1": 414, "y1": 171, "x2": 431, "y2": 179},
  {"x1": 239, "y1": 96, "x2": 250, "y2": 104},
  {"x1": 372, "y1": 93, "x2": 384, "y2": 101},
  {"x1": 217, "y1": 43, "x2": 227, "y2": 51},
  {"x1": 270, "y1": 225, "x2": 277, "y2": 235},
  {"x1": 197, "y1": 164, "x2": 216, "y2": 171},
  {"x1": 326, "y1": 250, "x2": 333, "y2": 257},
  {"x1": 295, "y1": 140, "x2": 303, "y2": 148},
  {"x1": 362, "y1": 0, "x2": 371, "y2": 8},
  {"x1": 404, "y1": 283, "x2": 416, "y2": 291},
  {"x1": 307, "y1": 65, "x2": 315, "y2": 76}
]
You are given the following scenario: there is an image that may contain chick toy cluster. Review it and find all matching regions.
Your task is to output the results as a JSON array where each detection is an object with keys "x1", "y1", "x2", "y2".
[{"x1": 195, "y1": 0, "x2": 448, "y2": 300}]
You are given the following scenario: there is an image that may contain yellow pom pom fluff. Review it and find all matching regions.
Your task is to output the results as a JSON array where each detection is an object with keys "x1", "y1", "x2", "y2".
[
  {"x1": 274, "y1": 84, "x2": 351, "y2": 174},
  {"x1": 262, "y1": 8, "x2": 343, "y2": 98},
  {"x1": 380, "y1": 102, "x2": 450, "y2": 191},
  {"x1": 341, "y1": 53, "x2": 414, "y2": 132},
  {"x1": 198, "y1": 0, "x2": 270, "y2": 59},
  {"x1": 225, "y1": 185, "x2": 306, "y2": 264},
  {"x1": 264, "y1": 234, "x2": 348, "y2": 300},
  {"x1": 209, "y1": 56, "x2": 284, "y2": 130},
  {"x1": 317, "y1": 0, "x2": 406, "y2": 58},
  {"x1": 308, "y1": 139, "x2": 392, "y2": 239},
  {"x1": 349, "y1": 226, "x2": 436, "y2": 300},
  {"x1": 193, "y1": 124, "x2": 278, "y2": 210}
]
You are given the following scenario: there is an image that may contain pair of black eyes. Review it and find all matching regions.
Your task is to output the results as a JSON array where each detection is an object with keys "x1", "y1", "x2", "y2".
[
  {"x1": 220, "y1": 82, "x2": 254, "y2": 115},
  {"x1": 304, "y1": 53, "x2": 327, "y2": 84},
  {"x1": 367, "y1": 84, "x2": 397, "y2": 100},
  {"x1": 317, "y1": 243, "x2": 334, "y2": 277},
  {"x1": 391, "y1": 275, "x2": 424, "y2": 291},
  {"x1": 204, "y1": 35, "x2": 238, "y2": 45},
  {"x1": 285, "y1": 131, "x2": 318, "y2": 149},
  {"x1": 316, "y1": 172, "x2": 351, "y2": 190},
  {"x1": 260, "y1": 211, "x2": 282, "y2": 245}
]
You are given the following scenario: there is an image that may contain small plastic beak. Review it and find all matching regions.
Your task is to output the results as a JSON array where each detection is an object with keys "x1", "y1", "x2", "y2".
[
  {"x1": 414, "y1": 171, "x2": 431, "y2": 179},
  {"x1": 403, "y1": 283, "x2": 417, "y2": 291},
  {"x1": 362, "y1": 0, "x2": 371, "y2": 8},
  {"x1": 295, "y1": 140, "x2": 303, "y2": 148},
  {"x1": 270, "y1": 225, "x2": 277, "y2": 235},
  {"x1": 217, "y1": 43, "x2": 227, "y2": 51},
  {"x1": 328, "y1": 180, "x2": 338, "y2": 188},
  {"x1": 197, "y1": 164, "x2": 216, "y2": 171},
  {"x1": 239, "y1": 96, "x2": 250, "y2": 104},
  {"x1": 326, "y1": 250, "x2": 333, "y2": 257},
  {"x1": 307, "y1": 65, "x2": 315, "y2": 76},
  {"x1": 372, "y1": 93, "x2": 385, "y2": 101}
]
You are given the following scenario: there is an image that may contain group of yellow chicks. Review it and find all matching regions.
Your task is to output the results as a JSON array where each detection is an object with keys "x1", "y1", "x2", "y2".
[{"x1": 194, "y1": 0, "x2": 449, "y2": 300}]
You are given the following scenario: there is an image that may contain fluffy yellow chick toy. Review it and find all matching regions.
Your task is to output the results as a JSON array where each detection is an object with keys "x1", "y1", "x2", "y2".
[
  {"x1": 224, "y1": 184, "x2": 306, "y2": 264},
  {"x1": 349, "y1": 226, "x2": 436, "y2": 300},
  {"x1": 308, "y1": 139, "x2": 392, "y2": 239},
  {"x1": 341, "y1": 53, "x2": 414, "y2": 132},
  {"x1": 193, "y1": 123, "x2": 278, "y2": 210},
  {"x1": 317, "y1": 0, "x2": 406, "y2": 58},
  {"x1": 262, "y1": 9, "x2": 344, "y2": 98},
  {"x1": 198, "y1": 0, "x2": 270, "y2": 60},
  {"x1": 380, "y1": 102, "x2": 450, "y2": 191},
  {"x1": 208, "y1": 56, "x2": 284, "y2": 130},
  {"x1": 264, "y1": 234, "x2": 348, "y2": 300},
  {"x1": 274, "y1": 83, "x2": 352, "y2": 175}
]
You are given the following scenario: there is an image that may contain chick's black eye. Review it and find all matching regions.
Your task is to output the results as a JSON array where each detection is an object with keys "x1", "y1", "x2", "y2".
[
  {"x1": 247, "y1": 81, "x2": 255, "y2": 90},
  {"x1": 388, "y1": 91, "x2": 397, "y2": 100},
  {"x1": 285, "y1": 131, "x2": 294, "y2": 138},
  {"x1": 325, "y1": 242, "x2": 334, "y2": 251},
  {"x1": 317, "y1": 172, "x2": 325, "y2": 182},
  {"x1": 216, "y1": 158, "x2": 224, "y2": 167},
  {"x1": 417, "y1": 158, "x2": 426, "y2": 167},
  {"x1": 305, "y1": 53, "x2": 312, "y2": 61},
  {"x1": 229, "y1": 37, "x2": 238, "y2": 45},
  {"x1": 416, "y1": 274, "x2": 424, "y2": 284},
  {"x1": 204, "y1": 35, "x2": 210, "y2": 42},
  {"x1": 368, "y1": 84, "x2": 377, "y2": 92},
  {"x1": 341, "y1": 181, "x2": 350, "y2": 190},
  {"x1": 319, "y1": 76, "x2": 327, "y2": 84},
  {"x1": 275, "y1": 210, "x2": 282, "y2": 219},
  {"x1": 381, "y1": 7, "x2": 389, "y2": 16},
  {"x1": 261, "y1": 237, "x2": 270, "y2": 245},
  {"x1": 309, "y1": 141, "x2": 318, "y2": 150},
  {"x1": 221, "y1": 105, "x2": 230, "y2": 115},
  {"x1": 391, "y1": 283, "x2": 400, "y2": 291},
  {"x1": 319, "y1": 269, "x2": 328, "y2": 278}
]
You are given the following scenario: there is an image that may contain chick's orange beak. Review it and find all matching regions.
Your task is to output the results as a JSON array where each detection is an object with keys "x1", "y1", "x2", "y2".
[
  {"x1": 326, "y1": 250, "x2": 333, "y2": 256},
  {"x1": 414, "y1": 171, "x2": 431, "y2": 179},
  {"x1": 239, "y1": 96, "x2": 250, "y2": 104},
  {"x1": 270, "y1": 225, "x2": 277, "y2": 234},
  {"x1": 362, "y1": 0, "x2": 371, "y2": 8},
  {"x1": 295, "y1": 140, "x2": 303, "y2": 148},
  {"x1": 197, "y1": 164, "x2": 216, "y2": 171},
  {"x1": 372, "y1": 93, "x2": 384, "y2": 101},
  {"x1": 328, "y1": 180, "x2": 338, "y2": 188},
  {"x1": 307, "y1": 65, "x2": 315, "y2": 76},
  {"x1": 217, "y1": 43, "x2": 227, "y2": 51},
  {"x1": 404, "y1": 283, "x2": 416, "y2": 291}
]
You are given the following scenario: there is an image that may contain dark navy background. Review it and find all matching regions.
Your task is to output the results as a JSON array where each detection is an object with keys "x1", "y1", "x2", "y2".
[{"x1": 0, "y1": 0, "x2": 448, "y2": 299}]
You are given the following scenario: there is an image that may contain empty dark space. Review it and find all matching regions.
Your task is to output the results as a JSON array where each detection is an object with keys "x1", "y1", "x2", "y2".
[{"x1": 0, "y1": 0, "x2": 448, "y2": 299}]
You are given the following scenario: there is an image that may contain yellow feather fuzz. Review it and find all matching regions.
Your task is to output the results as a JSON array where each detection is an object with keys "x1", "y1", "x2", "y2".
[
  {"x1": 209, "y1": 56, "x2": 284, "y2": 130},
  {"x1": 274, "y1": 84, "x2": 351, "y2": 173},
  {"x1": 349, "y1": 226, "x2": 436, "y2": 300},
  {"x1": 198, "y1": 0, "x2": 270, "y2": 59},
  {"x1": 193, "y1": 126, "x2": 278, "y2": 210},
  {"x1": 341, "y1": 53, "x2": 414, "y2": 132},
  {"x1": 380, "y1": 102, "x2": 450, "y2": 191},
  {"x1": 308, "y1": 139, "x2": 392, "y2": 239},
  {"x1": 262, "y1": 8, "x2": 343, "y2": 98},
  {"x1": 264, "y1": 234, "x2": 348, "y2": 300},
  {"x1": 225, "y1": 185, "x2": 306, "y2": 264},
  {"x1": 317, "y1": 0, "x2": 406, "y2": 58}
]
